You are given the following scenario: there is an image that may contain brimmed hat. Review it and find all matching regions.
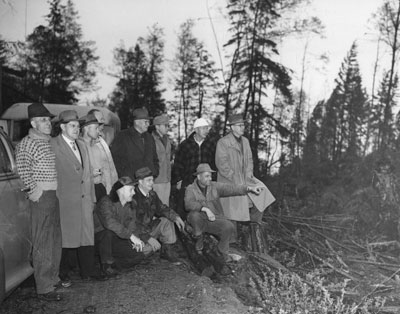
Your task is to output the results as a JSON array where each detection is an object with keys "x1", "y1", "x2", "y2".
[
  {"x1": 228, "y1": 114, "x2": 245, "y2": 125},
  {"x1": 193, "y1": 163, "x2": 216, "y2": 175},
  {"x1": 193, "y1": 118, "x2": 209, "y2": 129},
  {"x1": 28, "y1": 103, "x2": 55, "y2": 119},
  {"x1": 80, "y1": 112, "x2": 104, "y2": 128},
  {"x1": 135, "y1": 167, "x2": 153, "y2": 180},
  {"x1": 58, "y1": 110, "x2": 82, "y2": 124},
  {"x1": 153, "y1": 114, "x2": 169, "y2": 125},
  {"x1": 133, "y1": 108, "x2": 150, "y2": 120}
]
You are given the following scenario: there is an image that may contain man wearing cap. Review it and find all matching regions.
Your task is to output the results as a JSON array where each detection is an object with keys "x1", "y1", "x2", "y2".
[
  {"x1": 133, "y1": 167, "x2": 185, "y2": 263},
  {"x1": 215, "y1": 114, "x2": 275, "y2": 223},
  {"x1": 152, "y1": 114, "x2": 172, "y2": 205},
  {"x1": 86, "y1": 109, "x2": 118, "y2": 196},
  {"x1": 16, "y1": 103, "x2": 63, "y2": 301},
  {"x1": 172, "y1": 117, "x2": 218, "y2": 218},
  {"x1": 184, "y1": 163, "x2": 261, "y2": 264},
  {"x1": 94, "y1": 176, "x2": 145, "y2": 275},
  {"x1": 111, "y1": 107, "x2": 159, "y2": 182},
  {"x1": 51, "y1": 110, "x2": 105, "y2": 281}
]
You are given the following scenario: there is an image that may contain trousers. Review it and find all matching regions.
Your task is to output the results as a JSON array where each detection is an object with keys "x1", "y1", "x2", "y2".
[
  {"x1": 187, "y1": 211, "x2": 235, "y2": 255},
  {"x1": 30, "y1": 190, "x2": 62, "y2": 294}
]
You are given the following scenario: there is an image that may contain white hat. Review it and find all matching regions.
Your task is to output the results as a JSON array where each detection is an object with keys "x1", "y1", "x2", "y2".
[{"x1": 193, "y1": 118, "x2": 209, "y2": 129}]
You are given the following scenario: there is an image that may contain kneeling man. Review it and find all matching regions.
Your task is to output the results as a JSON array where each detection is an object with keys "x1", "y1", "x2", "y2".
[
  {"x1": 184, "y1": 163, "x2": 261, "y2": 262},
  {"x1": 95, "y1": 176, "x2": 145, "y2": 275},
  {"x1": 133, "y1": 167, "x2": 185, "y2": 262}
]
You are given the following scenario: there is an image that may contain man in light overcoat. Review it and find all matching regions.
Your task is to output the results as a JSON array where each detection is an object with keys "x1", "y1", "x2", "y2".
[
  {"x1": 215, "y1": 114, "x2": 275, "y2": 222},
  {"x1": 51, "y1": 110, "x2": 105, "y2": 281}
]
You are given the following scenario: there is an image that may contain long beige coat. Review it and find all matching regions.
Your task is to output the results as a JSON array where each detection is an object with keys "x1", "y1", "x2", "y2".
[
  {"x1": 51, "y1": 135, "x2": 95, "y2": 248},
  {"x1": 215, "y1": 132, "x2": 275, "y2": 221}
]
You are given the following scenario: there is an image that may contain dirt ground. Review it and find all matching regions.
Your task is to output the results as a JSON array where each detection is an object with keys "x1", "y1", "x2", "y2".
[{"x1": 0, "y1": 256, "x2": 253, "y2": 314}]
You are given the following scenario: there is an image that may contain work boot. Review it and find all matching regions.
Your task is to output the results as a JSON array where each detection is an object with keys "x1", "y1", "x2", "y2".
[
  {"x1": 160, "y1": 244, "x2": 181, "y2": 264},
  {"x1": 101, "y1": 262, "x2": 120, "y2": 278},
  {"x1": 193, "y1": 234, "x2": 204, "y2": 253}
]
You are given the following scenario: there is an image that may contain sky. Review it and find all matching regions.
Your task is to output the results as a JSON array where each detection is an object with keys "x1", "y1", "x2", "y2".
[{"x1": 0, "y1": 0, "x2": 386, "y2": 109}]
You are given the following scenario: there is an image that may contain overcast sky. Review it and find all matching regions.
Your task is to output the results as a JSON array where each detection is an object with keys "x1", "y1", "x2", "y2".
[{"x1": 0, "y1": 0, "x2": 385, "y2": 108}]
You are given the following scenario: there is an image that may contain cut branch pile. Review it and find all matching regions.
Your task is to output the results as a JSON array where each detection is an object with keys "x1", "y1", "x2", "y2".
[{"x1": 260, "y1": 211, "x2": 400, "y2": 312}]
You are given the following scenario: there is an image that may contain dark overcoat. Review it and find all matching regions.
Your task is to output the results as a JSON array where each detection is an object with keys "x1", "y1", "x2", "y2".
[{"x1": 110, "y1": 128, "x2": 159, "y2": 180}]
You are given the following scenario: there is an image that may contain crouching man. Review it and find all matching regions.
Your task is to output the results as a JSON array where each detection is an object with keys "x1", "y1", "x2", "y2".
[
  {"x1": 184, "y1": 163, "x2": 261, "y2": 264},
  {"x1": 94, "y1": 176, "x2": 145, "y2": 276},
  {"x1": 133, "y1": 167, "x2": 185, "y2": 263}
]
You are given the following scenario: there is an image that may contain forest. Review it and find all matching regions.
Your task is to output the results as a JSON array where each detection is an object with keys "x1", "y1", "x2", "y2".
[{"x1": 3, "y1": 0, "x2": 400, "y2": 312}]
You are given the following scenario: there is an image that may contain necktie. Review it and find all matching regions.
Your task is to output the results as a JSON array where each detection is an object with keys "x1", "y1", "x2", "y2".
[{"x1": 71, "y1": 141, "x2": 77, "y2": 151}]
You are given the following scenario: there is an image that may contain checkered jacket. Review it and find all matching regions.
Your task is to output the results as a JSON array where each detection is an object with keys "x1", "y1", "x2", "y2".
[{"x1": 172, "y1": 132, "x2": 218, "y2": 188}]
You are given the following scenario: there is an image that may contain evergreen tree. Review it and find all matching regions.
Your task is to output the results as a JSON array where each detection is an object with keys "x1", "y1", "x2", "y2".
[
  {"x1": 319, "y1": 42, "x2": 368, "y2": 169},
  {"x1": 110, "y1": 25, "x2": 166, "y2": 129},
  {"x1": 370, "y1": 70, "x2": 398, "y2": 150},
  {"x1": 138, "y1": 24, "x2": 166, "y2": 116},
  {"x1": 172, "y1": 19, "x2": 220, "y2": 141},
  {"x1": 20, "y1": 0, "x2": 98, "y2": 103},
  {"x1": 110, "y1": 43, "x2": 148, "y2": 129}
]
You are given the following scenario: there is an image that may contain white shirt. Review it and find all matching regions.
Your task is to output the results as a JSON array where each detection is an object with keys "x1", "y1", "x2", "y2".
[{"x1": 61, "y1": 134, "x2": 82, "y2": 164}]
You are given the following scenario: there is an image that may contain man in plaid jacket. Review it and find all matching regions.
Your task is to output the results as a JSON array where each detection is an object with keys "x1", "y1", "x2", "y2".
[{"x1": 172, "y1": 118, "x2": 218, "y2": 219}]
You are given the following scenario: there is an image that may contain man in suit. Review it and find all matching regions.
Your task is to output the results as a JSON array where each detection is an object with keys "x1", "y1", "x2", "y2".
[
  {"x1": 111, "y1": 108, "x2": 159, "y2": 181},
  {"x1": 51, "y1": 110, "x2": 106, "y2": 281}
]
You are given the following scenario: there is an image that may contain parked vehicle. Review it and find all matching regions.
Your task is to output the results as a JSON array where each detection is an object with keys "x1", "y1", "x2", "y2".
[
  {"x1": 0, "y1": 103, "x2": 121, "y2": 145},
  {"x1": 0, "y1": 127, "x2": 32, "y2": 303}
]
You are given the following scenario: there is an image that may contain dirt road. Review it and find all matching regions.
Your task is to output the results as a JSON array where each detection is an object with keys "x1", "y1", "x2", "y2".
[{"x1": 0, "y1": 259, "x2": 251, "y2": 314}]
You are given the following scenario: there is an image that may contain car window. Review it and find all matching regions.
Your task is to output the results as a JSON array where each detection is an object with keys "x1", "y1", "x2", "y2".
[{"x1": 0, "y1": 135, "x2": 13, "y2": 176}]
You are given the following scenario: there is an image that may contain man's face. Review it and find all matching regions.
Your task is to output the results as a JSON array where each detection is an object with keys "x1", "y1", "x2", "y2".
[
  {"x1": 155, "y1": 124, "x2": 168, "y2": 136},
  {"x1": 231, "y1": 123, "x2": 245, "y2": 137},
  {"x1": 93, "y1": 111, "x2": 105, "y2": 132},
  {"x1": 195, "y1": 126, "x2": 209, "y2": 140},
  {"x1": 84, "y1": 123, "x2": 100, "y2": 140},
  {"x1": 197, "y1": 172, "x2": 212, "y2": 187},
  {"x1": 119, "y1": 185, "x2": 136, "y2": 203},
  {"x1": 31, "y1": 116, "x2": 52, "y2": 135},
  {"x1": 139, "y1": 176, "x2": 154, "y2": 193},
  {"x1": 61, "y1": 121, "x2": 80, "y2": 140},
  {"x1": 134, "y1": 119, "x2": 150, "y2": 133}
]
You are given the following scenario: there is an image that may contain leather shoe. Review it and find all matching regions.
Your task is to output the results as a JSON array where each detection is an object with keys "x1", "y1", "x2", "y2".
[
  {"x1": 101, "y1": 263, "x2": 120, "y2": 278},
  {"x1": 81, "y1": 273, "x2": 108, "y2": 282},
  {"x1": 54, "y1": 279, "x2": 72, "y2": 289},
  {"x1": 38, "y1": 291, "x2": 62, "y2": 301},
  {"x1": 194, "y1": 234, "x2": 204, "y2": 252}
]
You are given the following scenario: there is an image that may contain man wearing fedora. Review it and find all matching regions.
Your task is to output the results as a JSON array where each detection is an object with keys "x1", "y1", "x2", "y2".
[
  {"x1": 215, "y1": 114, "x2": 275, "y2": 224},
  {"x1": 133, "y1": 167, "x2": 185, "y2": 263},
  {"x1": 184, "y1": 163, "x2": 261, "y2": 265},
  {"x1": 80, "y1": 112, "x2": 108, "y2": 201},
  {"x1": 172, "y1": 117, "x2": 218, "y2": 218},
  {"x1": 152, "y1": 114, "x2": 172, "y2": 205},
  {"x1": 111, "y1": 107, "x2": 159, "y2": 182},
  {"x1": 86, "y1": 109, "x2": 118, "y2": 196},
  {"x1": 16, "y1": 103, "x2": 64, "y2": 301},
  {"x1": 51, "y1": 110, "x2": 106, "y2": 281}
]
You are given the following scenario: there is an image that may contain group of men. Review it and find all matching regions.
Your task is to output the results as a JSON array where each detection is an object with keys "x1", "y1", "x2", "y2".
[{"x1": 15, "y1": 102, "x2": 274, "y2": 302}]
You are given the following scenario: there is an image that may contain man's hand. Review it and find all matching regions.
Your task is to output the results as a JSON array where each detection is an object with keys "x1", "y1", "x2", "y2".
[
  {"x1": 147, "y1": 237, "x2": 161, "y2": 252},
  {"x1": 201, "y1": 207, "x2": 215, "y2": 222},
  {"x1": 176, "y1": 180, "x2": 182, "y2": 190},
  {"x1": 130, "y1": 234, "x2": 144, "y2": 252},
  {"x1": 247, "y1": 186, "x2": 263, "y2": 195},
  {"x1": 175, "y1": 216, "x2": 185, "y2": 231}
]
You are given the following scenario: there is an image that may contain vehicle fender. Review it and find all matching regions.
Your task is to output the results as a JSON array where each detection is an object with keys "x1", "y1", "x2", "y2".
[{"x1": 0, "y1": 248, "x2": 5, "y2": 303}]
